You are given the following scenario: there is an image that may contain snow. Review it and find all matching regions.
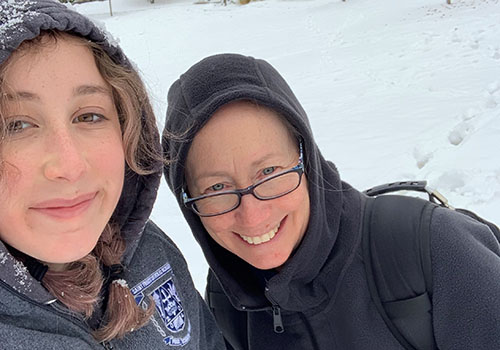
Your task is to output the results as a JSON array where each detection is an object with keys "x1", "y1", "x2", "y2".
[
  {"x1": 12, "y1": 260, "x2": 31, "y2": 291},
  {"x1": 0, "y1": 0, "x2": 36, "y2": 49},
  {"x1": 75, "y1": 0, "x2": 500, "y2": 292},
  {"x1": 113, "y1": 279, "x2": 129, "y2": 288}
]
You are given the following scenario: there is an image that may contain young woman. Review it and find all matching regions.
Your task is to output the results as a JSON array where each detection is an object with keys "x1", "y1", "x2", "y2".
[
  {"x1": 162, "y1": 53, "x2": 500, "y2": 349},
  {"x1": 0, "y1": 1, "x2": 224, "y2": 349}
]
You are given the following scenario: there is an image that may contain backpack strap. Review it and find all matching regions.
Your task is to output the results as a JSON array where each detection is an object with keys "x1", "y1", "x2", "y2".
[{"x1": 363, "y1": 195, "x2": 437, "y2": 350}]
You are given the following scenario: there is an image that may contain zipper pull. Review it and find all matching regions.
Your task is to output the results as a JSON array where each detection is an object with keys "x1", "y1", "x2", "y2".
[
  {"x1": 101, "y1": 341, "x2": 114, "y2": 349},
  {"x1": 272, "y1": 305, "x2": 284, "y2": 333}
]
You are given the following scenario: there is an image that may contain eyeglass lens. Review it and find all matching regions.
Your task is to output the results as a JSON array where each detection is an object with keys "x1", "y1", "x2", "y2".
[{"x1": 192, "y1": 171, "x2": 301, "y2": 216}]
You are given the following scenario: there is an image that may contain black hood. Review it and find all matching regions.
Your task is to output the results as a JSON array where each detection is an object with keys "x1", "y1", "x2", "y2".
[{"x1": 163, "y1": 53, "x2": 346, "y2": 311}]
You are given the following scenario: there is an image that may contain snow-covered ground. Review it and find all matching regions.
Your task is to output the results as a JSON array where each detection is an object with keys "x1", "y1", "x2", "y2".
[{"x1": 76, "y1": 0, "x2": 500, "y2": 292}]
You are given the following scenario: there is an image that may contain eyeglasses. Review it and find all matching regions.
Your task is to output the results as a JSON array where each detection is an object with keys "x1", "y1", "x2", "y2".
[{"x1": 182, "y1": 142, "x2": 305, "y2": 217}]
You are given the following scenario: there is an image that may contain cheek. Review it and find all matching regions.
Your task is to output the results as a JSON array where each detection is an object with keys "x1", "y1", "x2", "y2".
[
  {"x1": 200, "y1": 216, "x2": 234, "y2": 243},
  {"x1": 104, "y1": 165, "x2": 124, "y2": 204},
  {"x1": 94, "y1": 136, "x2": 125, "y2": 179},
  {"x1": 200, "y1": 217, "x2": 222, "y2": 235},
  {"x1": 0, "y1": 155, "x2": 35, "y2": 209},
  {"x1": 295, "y1": 183, "x2": 310, "y2": 212},
  {"x1": 0, "y1": 167, "x2": 32, "y2": 247},
  {"x1": 276, "y1": 182, "x2": 310, "y2": 239},
  {"x1": 85, "y1": 134, "x2": 125, "y2": 213},
  {"x1": 276, "y1": 183, "x2": 309, "y2": 214},
  {"x1": 0, "y1": 145, "x2": 36, "y2": 183}
]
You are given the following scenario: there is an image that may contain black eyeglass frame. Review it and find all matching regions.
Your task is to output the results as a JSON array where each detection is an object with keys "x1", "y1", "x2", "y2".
[{"x1": 182, "y1": 141, "x2": 305, "y2": 217}]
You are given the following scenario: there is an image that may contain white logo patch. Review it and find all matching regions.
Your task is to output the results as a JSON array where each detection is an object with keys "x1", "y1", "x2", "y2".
[{"x1": 131, "y1": 263, "x2": 191, "y2": 346}]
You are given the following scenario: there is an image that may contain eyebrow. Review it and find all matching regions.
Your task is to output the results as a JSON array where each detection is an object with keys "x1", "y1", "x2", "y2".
[
  {"x1": 4, "y1": 84, "x2": 111, "y2": 102},
  {"x1": 249, "y1": 153, "x2": 281, "y2": 169},
  {"x1": 195, "y1": 153, "x2": 291, "y2": 180},
  {"x1": 73, "y1": 84, "x2": 111, "y2": 97},
  {"x1": 4, "y1": 91, "x2": 40, "y2": 101}
]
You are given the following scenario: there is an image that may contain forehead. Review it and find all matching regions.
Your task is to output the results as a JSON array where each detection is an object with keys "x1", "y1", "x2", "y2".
[
  {"x1": 3, "y1": 35, "x2": 100, "y2": 93},
  {"x1": 186, "y1": 101, "x2": 297, "y2": 176},
  {"x1": 195, "y1": 101, "x2": 295, "y2": 152}
]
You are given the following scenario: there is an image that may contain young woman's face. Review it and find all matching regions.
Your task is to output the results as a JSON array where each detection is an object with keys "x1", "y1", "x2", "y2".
[
  {"x1": 185, "y1": 101, "x2": 310, "y2": 270},
  {"x1": 0, "y1": 36, "x2": 125, "y2": 268}
]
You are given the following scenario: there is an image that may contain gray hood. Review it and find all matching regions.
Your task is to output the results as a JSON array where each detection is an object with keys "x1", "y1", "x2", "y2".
[
  {"x1": 163, "y1": 53, "x2": 348, "y2": 311},
  {"x1": 0, "y1": 0, "x2": 161, "y2": 302}
]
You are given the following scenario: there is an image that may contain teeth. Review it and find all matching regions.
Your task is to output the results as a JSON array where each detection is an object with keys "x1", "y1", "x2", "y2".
[{"x1": 239, "y1": 224, "x2": 280, "y2": 245}]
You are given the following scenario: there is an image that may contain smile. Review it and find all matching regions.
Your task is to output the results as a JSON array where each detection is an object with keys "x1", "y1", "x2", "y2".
[
  {"x1": 238, "y1": 222, "x2": 281, "y2": 245},
  {"x1": 30, "y1": 192, "x2": 97, "y2": 220}
]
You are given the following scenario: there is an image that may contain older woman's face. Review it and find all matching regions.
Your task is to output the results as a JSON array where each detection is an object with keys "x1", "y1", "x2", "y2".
[
  {"x1": 0, "y1": 36, "x2": 124, "y2": 269},
  {"x1": 186, "y1": 101, "x2": 310, "y2": 270}
]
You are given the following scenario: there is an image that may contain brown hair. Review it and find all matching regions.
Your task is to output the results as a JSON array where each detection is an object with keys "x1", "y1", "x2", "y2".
[{"x1": 0, "y1": 31, "x2": 161, "y2": 342}]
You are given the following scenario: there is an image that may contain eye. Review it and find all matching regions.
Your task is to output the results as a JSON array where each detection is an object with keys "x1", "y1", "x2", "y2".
[
  {"x1": 5, "y1": 119, "x2": 36, "y2": 134},
  {"x1": 209, "y1": 183, "x2": 225, "y2": 192},
  {"x1": 73, "y1": 113, "x2": 105, "y2": 124},
  {"x1": 262, "y1": 166, "x2": 276, "y2": 176}
]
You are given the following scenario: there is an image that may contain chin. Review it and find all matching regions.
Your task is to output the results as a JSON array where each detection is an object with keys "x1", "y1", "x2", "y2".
[
  {"x1": 42, "y1": 252, "x2": 90, "y2": 266},
  {"x1": 40, "y1": 241, "x2": 98, "y2": 265},
  {"x1": 247, "y1": 255, "x2": 289, "y2": 271}
]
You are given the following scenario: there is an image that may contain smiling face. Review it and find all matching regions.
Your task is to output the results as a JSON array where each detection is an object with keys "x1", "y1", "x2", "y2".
[
  {"x1": 0, "y1": 36, "x2": 125, "y2": 268},
  {"x1": 185, "y1": 101, "x2": 310, "y2": 270}
]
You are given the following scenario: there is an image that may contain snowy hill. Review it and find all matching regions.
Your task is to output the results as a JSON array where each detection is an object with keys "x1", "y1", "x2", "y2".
[{"x1": 76, "y1": 0, "x2": 500, "y2": 291}]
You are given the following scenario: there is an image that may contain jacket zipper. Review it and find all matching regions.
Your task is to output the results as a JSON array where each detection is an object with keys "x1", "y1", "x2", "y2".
[
  {"x1": 272, "y1": 304, "x2": 284, "y2": 333},
  {"x1": 265, "y1": 286, "x2": 285, "y2": 334},
  {"x1": 101, "y1": 341, "x2": 114, "y2": 349}
]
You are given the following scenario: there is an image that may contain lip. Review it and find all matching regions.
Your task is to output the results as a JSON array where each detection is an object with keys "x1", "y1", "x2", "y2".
[
  {"x1": 236, "y1": 216, "x2": 287, "y2": 246},
  {"x1": 30, "y1": 192, "x2": 98, "y2": 219}
]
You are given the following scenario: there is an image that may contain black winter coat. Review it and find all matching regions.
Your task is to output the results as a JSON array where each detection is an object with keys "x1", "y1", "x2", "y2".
[{"x1": 163, "y1": 53, "x2": 500, "y2": 350}]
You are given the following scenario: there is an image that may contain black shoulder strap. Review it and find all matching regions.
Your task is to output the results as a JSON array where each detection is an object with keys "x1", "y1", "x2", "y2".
[{"x1": 363, "y1": 195, "x2": 437, "y2": 350}]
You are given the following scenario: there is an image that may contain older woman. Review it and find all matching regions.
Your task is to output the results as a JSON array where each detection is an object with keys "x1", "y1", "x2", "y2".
[
  {"x1": 163, "y1": 53, "x2": 500, "y2": 349},
  {"x1": 0, "y1": 1, "x2": 223, "y2": 349}
]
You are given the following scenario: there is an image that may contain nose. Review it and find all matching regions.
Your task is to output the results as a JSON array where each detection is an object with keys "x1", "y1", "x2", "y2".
[
  {"x1": 234, "y1": 192, "x2": 270, "y2": 227},
  {"x1": 43, "y1": 128, "x2": 87, "y2": 182}
]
